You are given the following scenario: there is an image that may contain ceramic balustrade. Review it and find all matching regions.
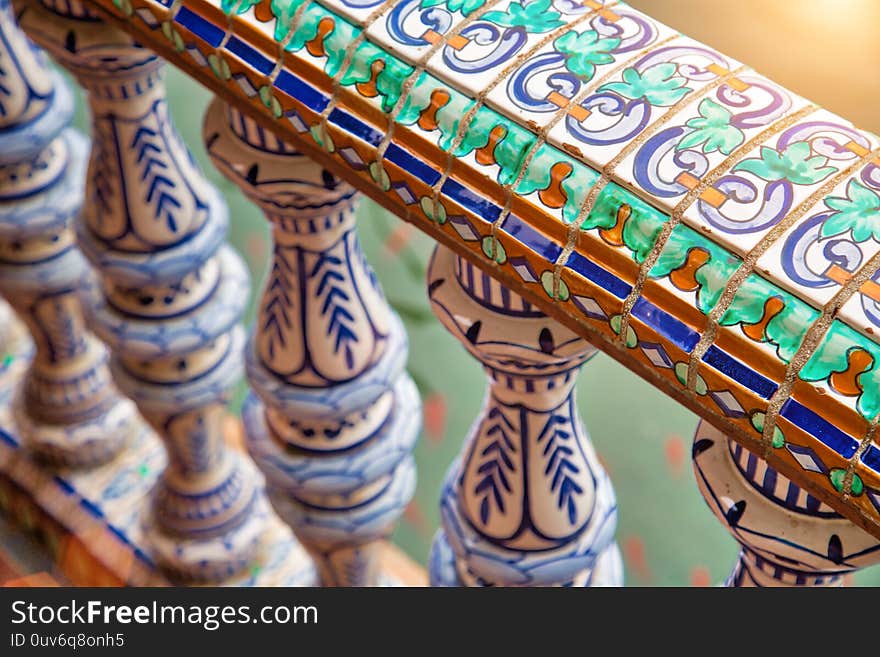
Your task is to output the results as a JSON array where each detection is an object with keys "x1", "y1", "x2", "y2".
[
  {"x1": 693, "y1": 419, "x2": 880, "y2": 586},
  {"x1": 0, "y1": 0, "x2": 144, "y2": 468},
  {"x1": 427, "y1": 245, "x2": 623, "y2": 586},
  {"x1": 17, "y1": 0, "x2": 270, "y2": 582},
  {"x1": 204, "y1": 99, "x2": 420, "y2": 586}
]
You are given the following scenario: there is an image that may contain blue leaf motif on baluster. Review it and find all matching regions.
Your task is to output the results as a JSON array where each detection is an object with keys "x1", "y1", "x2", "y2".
[
  {"x1": 92, "y1": 131, "x2": 115, "y2": 217},
  {"x1": 474, "y1": 405, "x2": 517, "y2": 525},
  {"x1": 0, "y1": 65, "x2": 10, "y2": 118},
  {"x1": 131, "y1": 125, "x2": 181, "y2": 233},
  {"x1": 537, "y1": 414, "x2": 582, "y2": 525},
  {"x1": 311, "y1": 252, "x2": 358, "y2": 370},
  {"x1": 263, "y1": 245, "x2": 295, "y2": 362}
]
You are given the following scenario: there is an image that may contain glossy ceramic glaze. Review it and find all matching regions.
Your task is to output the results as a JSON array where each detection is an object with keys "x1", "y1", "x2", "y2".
[
  {"x1": 18, "y1": 0, "x2": 272, "y2": 581},
  {"x1": 78, "y1": 0, "x2": 880, "y2": 538},
  {"x1": 0, "y1": 0, "x2": 144, "y2": 467},
  {"x1": 205, "y1": 101, "x2": 420, "y2": 585}
]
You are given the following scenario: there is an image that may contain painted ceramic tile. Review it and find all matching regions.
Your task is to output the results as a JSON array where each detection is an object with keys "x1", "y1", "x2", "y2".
[
  {"x1": 87, "y1": 0, "x2": 880, "y2": 535},
  {"x1": 483, "y1": 3, "x2": 667, "y2": 132},
  {"x1": 364, "y1": 0, "x2": 496, "y2": 66},
  {"x1": 681, "y1": 108, "x2": 880, "y2": 256},
  {"x1": 614, "y1": 72, "x2": 810, "y2": 216},
  {"x1": 756, "y1": 163, "x2": 880, "y2": 316},
  {"x1": 544, "y1": 35, "x2": 744, "y2": 173}
]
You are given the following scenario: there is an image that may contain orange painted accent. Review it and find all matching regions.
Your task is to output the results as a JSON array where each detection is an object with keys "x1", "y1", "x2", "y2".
[
  {"x1": 669, "y1": 248, "x2": 711, "y2": 292},
  {"x1": 547, "y1": 90, "x2": 570, "y2": 109},
  {"x1": 828, "y1": 264, "x2": 880, "y2": 304},
  {"x1": 727, "y1": 77, "x2": 750, "y2": 92},
  {"x1": 676, "y1": 171, "x2": 701, "y2": 190},
  {"x1": 582, "y1": 0, "x2": 603, "y2": 8},
  {"x1": 475, "y1": 125, "x2": 507, "y2": 166},
  {"x1": 599, "y1": 9, "x2": 620, "y2": 21},
  {"x1": 843, "y1": 141, "x2": 880, "y2": 167},
  {"x1": 306, "y1": 17, "x2": 334, "y2": 58},
  {"x1": 356, "y1": 59, "x2": 384, "y2": 98},
  {"x1": 422, "y1": 29, "x2": 442, "y2": 44},
  {"x1": 254, "y1": 0, "x2": 274, "y2": 22},
  {"x1": 825, "y1": 263, "x2": 852, "y2": 286},
  {"x1": 845, "y1": 140, "x2": 870, "y2": 157},
  {"x1": 569, "y1": 104, "x2": 591, "y2": 122},
  {"x1": 830, "y1": 348, "x2": 873, "y2": 397},
  {"x1": 418, "y1": 89, "x2": 450, "y2": 131},
  {"x1": 599, "y1": 203, "x2": 631, "y2": 246},
  {"x1": 742, "y1": 296, "x2": 785, "y2": 342},
  {"x1": 699, "y1": 186, "x2": 727, "y2": 208},
  {"x1": 707, "y1": 63, "x2": 730, "y2": 77},
  {"x1": 861, "y1": 278, "x2": 880, "y2": 303},
  {"x1": 538, "y1": 161, "x2": 573, "y2": 209},
  {"x1": 447, "y1": 34, "x2": 469, "y2": 50}
]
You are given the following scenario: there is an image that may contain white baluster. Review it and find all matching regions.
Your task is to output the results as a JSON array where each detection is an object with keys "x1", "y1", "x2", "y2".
[
  {"x1": 20, "y1": 0, "x2": 268, "y2": 581},
  {"x1": 0, "y1": 0, "x2": 141, "y2": 466},
  {"x1": 427, "y1": 246, "x2": 622, "y2": 586},
  {"x1": 204, "y1": 99, "x2": 420, "y2": 586},
  {"x1": 692, "y1": 420, "x2": 880, "y2": 586}
]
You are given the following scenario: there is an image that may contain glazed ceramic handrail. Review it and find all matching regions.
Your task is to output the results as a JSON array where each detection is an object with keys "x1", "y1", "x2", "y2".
[{"x1": 77, "y1": 0, "x2": 880, "y2": 540}]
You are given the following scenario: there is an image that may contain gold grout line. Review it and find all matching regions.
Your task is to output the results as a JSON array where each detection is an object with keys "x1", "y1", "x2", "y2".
[
  {"x1": 370, "y1": 0, "x2": 507, "y2": 185},
  {"x1": 685, "y1": 146, "x2": 880, "y2": 394},
  {"x1": 313, "y1": 0, "x2": 399, "y2": 150},
  {"x1": 216, "y1": 0, "x2": 248, "y2": 53},
  {"x1": 487, "y1": 14, "x2": 669, "y2": 265},
  {"x1": 761, "y1": 242, "x2": 880, "y2": 456},
  {"x1": 428, "y1": 3, "x2": 617, "y2": 227},
  {"x1": 264, "y1": 3, "x2": 309, "y2": 86},
  {"x1": 844, "y1": 413, "x2": 880, "y2": 499},
  {"x1": 548, "y1": 64, "x2": 747, "y2": 302},
  {"x1": 550, "y1": 176, "x2": 609, "y2": 300},
  {"x1": 614, "y1": 103, "x2": 821, "y2": 351}
]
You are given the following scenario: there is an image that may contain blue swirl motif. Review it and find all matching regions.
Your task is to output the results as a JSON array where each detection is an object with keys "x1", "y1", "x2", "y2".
[
  {"x1": 566, "y1": 92, "x2": 651, "y2": 146},
  {"x1": 386, "y1": 0, "x2": 455, "y2": 47},
  {"x1": 633, "y1": 78, "x2": 794, "y2": 224},
  {"x1": 633, "y1": 126, "x2": 707, "y2": 197},
  {"x1": 777, "y1": 120, "x2": 871, "y2": 161},
  {"x1": 632, "y1": 44, "x2": 728, "y2": 80},
  {"x1": 781, "y1": 171, "x2": 880, "y2": 330},
  {"x1": 565, "y1": 45, "x2": 729, "y2": 148},
  {"x1": 335, "y1": 0, "x2": 386, "y2": 7},
  {"x1": 699, "y1": 175, "x2": 793, "y2": 234},
  {"x1": 696, "y1": 121, "x2": 865, "y2": 234},
  {"x1": 781, "y1": 211, "x2": 863, "y2": 289},
  {"x1": 442, "y1": 23, "x2": 527, "y2": 74},
  {"x1": 506, "y1": 9, "x2": 657, "y2": 115}
]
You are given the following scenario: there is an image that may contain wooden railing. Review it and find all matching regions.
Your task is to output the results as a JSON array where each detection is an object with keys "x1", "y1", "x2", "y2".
[{"x1": 1, "y1": 0, "x2": 879, "y2": 586}]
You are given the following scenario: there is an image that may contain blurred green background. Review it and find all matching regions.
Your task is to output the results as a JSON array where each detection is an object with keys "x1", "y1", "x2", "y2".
[{"x1": 63, "y1": 0, "x2": 880, "y2": 585}]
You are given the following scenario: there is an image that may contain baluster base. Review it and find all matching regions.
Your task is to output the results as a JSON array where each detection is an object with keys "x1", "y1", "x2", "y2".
[
  {"x1": 0, "y1": 415, "x2": 319, "y2": 585},
  {"x1": 429, "y1": 529, "x2": 624, "y2": 587},
  {"x1": 143, "y1": 457, "x2": 273, "y2": 583},
  {"x1": 428, "y1": 458, "x2": 621, "y2": 587},
  {"x1": 242, "y1": 369, "x2": 421, "y2": 586}
]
